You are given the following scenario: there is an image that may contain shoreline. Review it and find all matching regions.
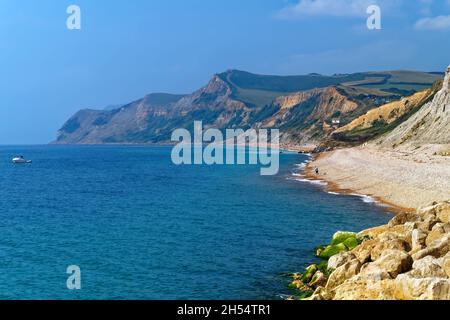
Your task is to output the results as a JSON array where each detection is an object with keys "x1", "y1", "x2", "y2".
[
  {"x1": 291, "y1": 152, "x2": 408, "y2": 215},
  {"x1": 302, "y1": 152, "x2": 411, "y2": 215},
  {"x1": 304, "y1": 146, "x2": 450, "y2": 210}
]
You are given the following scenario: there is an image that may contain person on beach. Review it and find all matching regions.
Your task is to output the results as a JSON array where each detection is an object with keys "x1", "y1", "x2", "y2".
[{"x1": 315, "y1": 167, "x2": 319, "y2": 175}]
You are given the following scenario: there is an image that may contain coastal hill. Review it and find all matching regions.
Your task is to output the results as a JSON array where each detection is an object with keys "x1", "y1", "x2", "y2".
[{"x1": 54, "y1": 70, "x2": 442, "y2": 145}]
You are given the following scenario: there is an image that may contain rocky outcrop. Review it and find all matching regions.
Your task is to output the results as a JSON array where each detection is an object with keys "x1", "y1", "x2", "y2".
[{"x1": 291, "y1": 201, "x2": 450, "y2": 300}]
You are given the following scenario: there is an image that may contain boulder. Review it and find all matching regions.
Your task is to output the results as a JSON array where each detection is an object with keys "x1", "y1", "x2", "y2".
[
  {"x1": 388, "y1": 211, "x2": 420, "y2": 227},
  {"x1": 443, "y1": 253, "x2": 450, "y2": 278},
  {"x1": 309, "y1": 271, "x2": 328, "y2": 289},
  {"x1": 410, "y1": 256, "x2": 447, "y2": 278},
  {"x1": 326, "y1": 259, "x2": 362, "y2": 290},
  {"x1": 411, "y1": 229, "x2": 428, "y2": 252},
  {"x1": 417, "y1": 215, "x2": 439, "y2": 232},
  {"x1": 352, "y1": 239, "x2": 377, "y2": 264},
  {"x1": 318, "y1": 243, "x2": 347, "y2": 259},
  {"x1": 377, "y1": 224, "x2": 415, "y2": 244},
  {"x1": 331, "y1": 231, "x2": 357, "y2": 246},
  {"x1": 328, "y1": 252, "x2": 357, "y2": 271},
  {"x1": 425, "y1": 223, "x2": 450, "y2": 246},
  {"x1": 369, "y1": 249, "x2": 413, "y2": 278},
  {"x1": 359, "y1": 225, "x2": 389, "y2": 239},
  {"x1": 343, "y1": 237, "x2": 359, "y2": 250},
  {"x1": 333, "y1": 276, "x2": 396, "y2": 300},
  {"x1": 394, "y1": 273, "x2": 450, "y2": 300},
  {"x1": 301, "y1": 265, "x2": 318, "y2": 284},
  {"x1": 436, "y1": 202, "x2": 450, "y2": 223},
  {"x1": 359, "y1": 262, "x2": 392, "y2": 281},
  {"x1": 308, "y1": 286, "x2": 332, "y2": 300},
  {"x1": 412, "y1": 234, "x2": 450, "y2": 261},
  {"x1": 370, "y1": 238, "x2": 410, "y2": 261}
]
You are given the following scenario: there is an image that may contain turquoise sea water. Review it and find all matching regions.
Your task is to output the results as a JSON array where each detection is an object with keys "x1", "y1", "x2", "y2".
[{"x1": 0, "y1": 145, "x2": 392, "y2": 299}]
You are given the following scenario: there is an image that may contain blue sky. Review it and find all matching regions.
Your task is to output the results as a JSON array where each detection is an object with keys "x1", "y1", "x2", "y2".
[{"x1": 1, "y1": 0, "x2": 450, "y2": 144}]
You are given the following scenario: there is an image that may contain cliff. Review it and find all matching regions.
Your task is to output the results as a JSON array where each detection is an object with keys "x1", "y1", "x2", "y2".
[
  {"x1": 54, "y1": 69, "x2": 441, "y2": 145},
  {"x1": 377, "y1": 66, "x2": 450, "y2": 153}
]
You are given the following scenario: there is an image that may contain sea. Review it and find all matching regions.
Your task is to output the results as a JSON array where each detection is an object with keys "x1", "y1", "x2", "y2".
[{"x1": 0, "y1": 145, "x2": 393, "y2": 299}]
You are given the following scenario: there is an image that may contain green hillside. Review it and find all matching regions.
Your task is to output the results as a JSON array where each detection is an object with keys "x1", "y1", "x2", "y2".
[{"x1": 217, "y1": 69, "x2": 442, "y2": 108}]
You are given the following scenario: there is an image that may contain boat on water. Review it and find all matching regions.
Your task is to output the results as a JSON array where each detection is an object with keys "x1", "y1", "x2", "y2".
[{"x1": 12, "y1": 156, "x2": 32, "y2": 164}]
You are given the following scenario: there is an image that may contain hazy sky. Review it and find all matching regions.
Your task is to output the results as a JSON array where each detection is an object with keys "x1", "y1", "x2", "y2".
[{"x1": 1, "y1": 0, "x2": 450, "y2": 144}]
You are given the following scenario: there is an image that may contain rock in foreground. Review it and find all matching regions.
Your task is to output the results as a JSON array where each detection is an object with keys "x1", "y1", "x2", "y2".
[{"x1": 294, "y1": 201, "x2": 450, "y2": 300}]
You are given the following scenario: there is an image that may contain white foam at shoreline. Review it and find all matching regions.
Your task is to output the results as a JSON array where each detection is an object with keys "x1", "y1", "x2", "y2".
[
  {"x1": 294, "y1": 178, "x2": 328, "y2": 186},
  {"x1": 290, "y1": 157, "x2": 391, "y2": 209}
]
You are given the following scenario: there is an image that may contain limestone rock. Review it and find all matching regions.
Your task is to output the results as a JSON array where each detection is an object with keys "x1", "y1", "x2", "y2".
[
  {"x1": 388, "y1": 211, "x2": 420, "y2": 228},
  {"x1": 309, "y1": 271, "x2": 328, "y2": 289},
  {"x1": 394, "y1": 274, "x2": 450, "y2": 300},
  {"x1": 371, "y1": 238, "x2": 410, "y2": 261},
  {"x1": 436, "y1": 202, "x2": 450, "y2": 223},
  {"x1": 318, "y1": 243, "x2": 347, "y2": 259},
  {"x1": 411, "y1": 228, "x2": 428, "y2": 252},
  {"x1": 360, "y1": 225, "x2": 389, "y2": 239},
  {"x1": 443, "y1": 253, "x2": 450, "y2": 278},
  {"x1": 309, "y1": 286, "x2": 332, "y2": 300},
  {"x1": 359, "y1": 262, "x2": 392, "y2": 282},
  {"x1": 426, "y1": 223, "x2": 450, "y2": 246},
  {"x1": 417, "y1": 215, "x2": 439, "y2": 232},
  {"x1": 328, "y1": 252, "x2": 357, "y2": 271},
  {"x1": 369, "y1": 249, "x2": 412, "y2": 278},
  {"x1": 412, "y1": 234, "x2": 450, "y2": 261},
  {"x1": 331, "y1": 231, "x2": 357, "y2": 245},
  {"x1": 333, "y1": 277, "x2": 396, "y2": 300},
  {"x1": 410, "y1": 256, "x2": 447, "y2": 278},
  {"x1": 326, "y1": 259, "x2": 361, "y2": 290},
  {"x1": 352, "y1": 239, "x2": 377, "y2": 264}
]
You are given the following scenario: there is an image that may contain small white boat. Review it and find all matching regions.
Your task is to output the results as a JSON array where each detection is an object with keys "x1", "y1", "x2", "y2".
[{"x1": 12, "y1": 156, "x2": 32, "y2": 164}]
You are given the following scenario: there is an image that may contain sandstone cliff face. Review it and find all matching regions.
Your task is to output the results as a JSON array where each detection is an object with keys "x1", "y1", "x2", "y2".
[
  {"x1": 55, "y1": 76, "x2": 364, "y2": 145},
  {"x1": 378, "y1": 66, "x2": 450, "y2": 149},
  {"x1": 55, "y1": 76, "x2": 251, "y2": 144},
  {"x1": 334, "y1": 89, "x2": 433, "y2": 136},
  {"x1": 261, "y1": 87, "x2": 360, "y2": 144}
]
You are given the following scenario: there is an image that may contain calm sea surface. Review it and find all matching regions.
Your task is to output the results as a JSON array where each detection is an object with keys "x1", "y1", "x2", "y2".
[{"x1": 0, "y1": 145, "x2": 392, "y2": 299}]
